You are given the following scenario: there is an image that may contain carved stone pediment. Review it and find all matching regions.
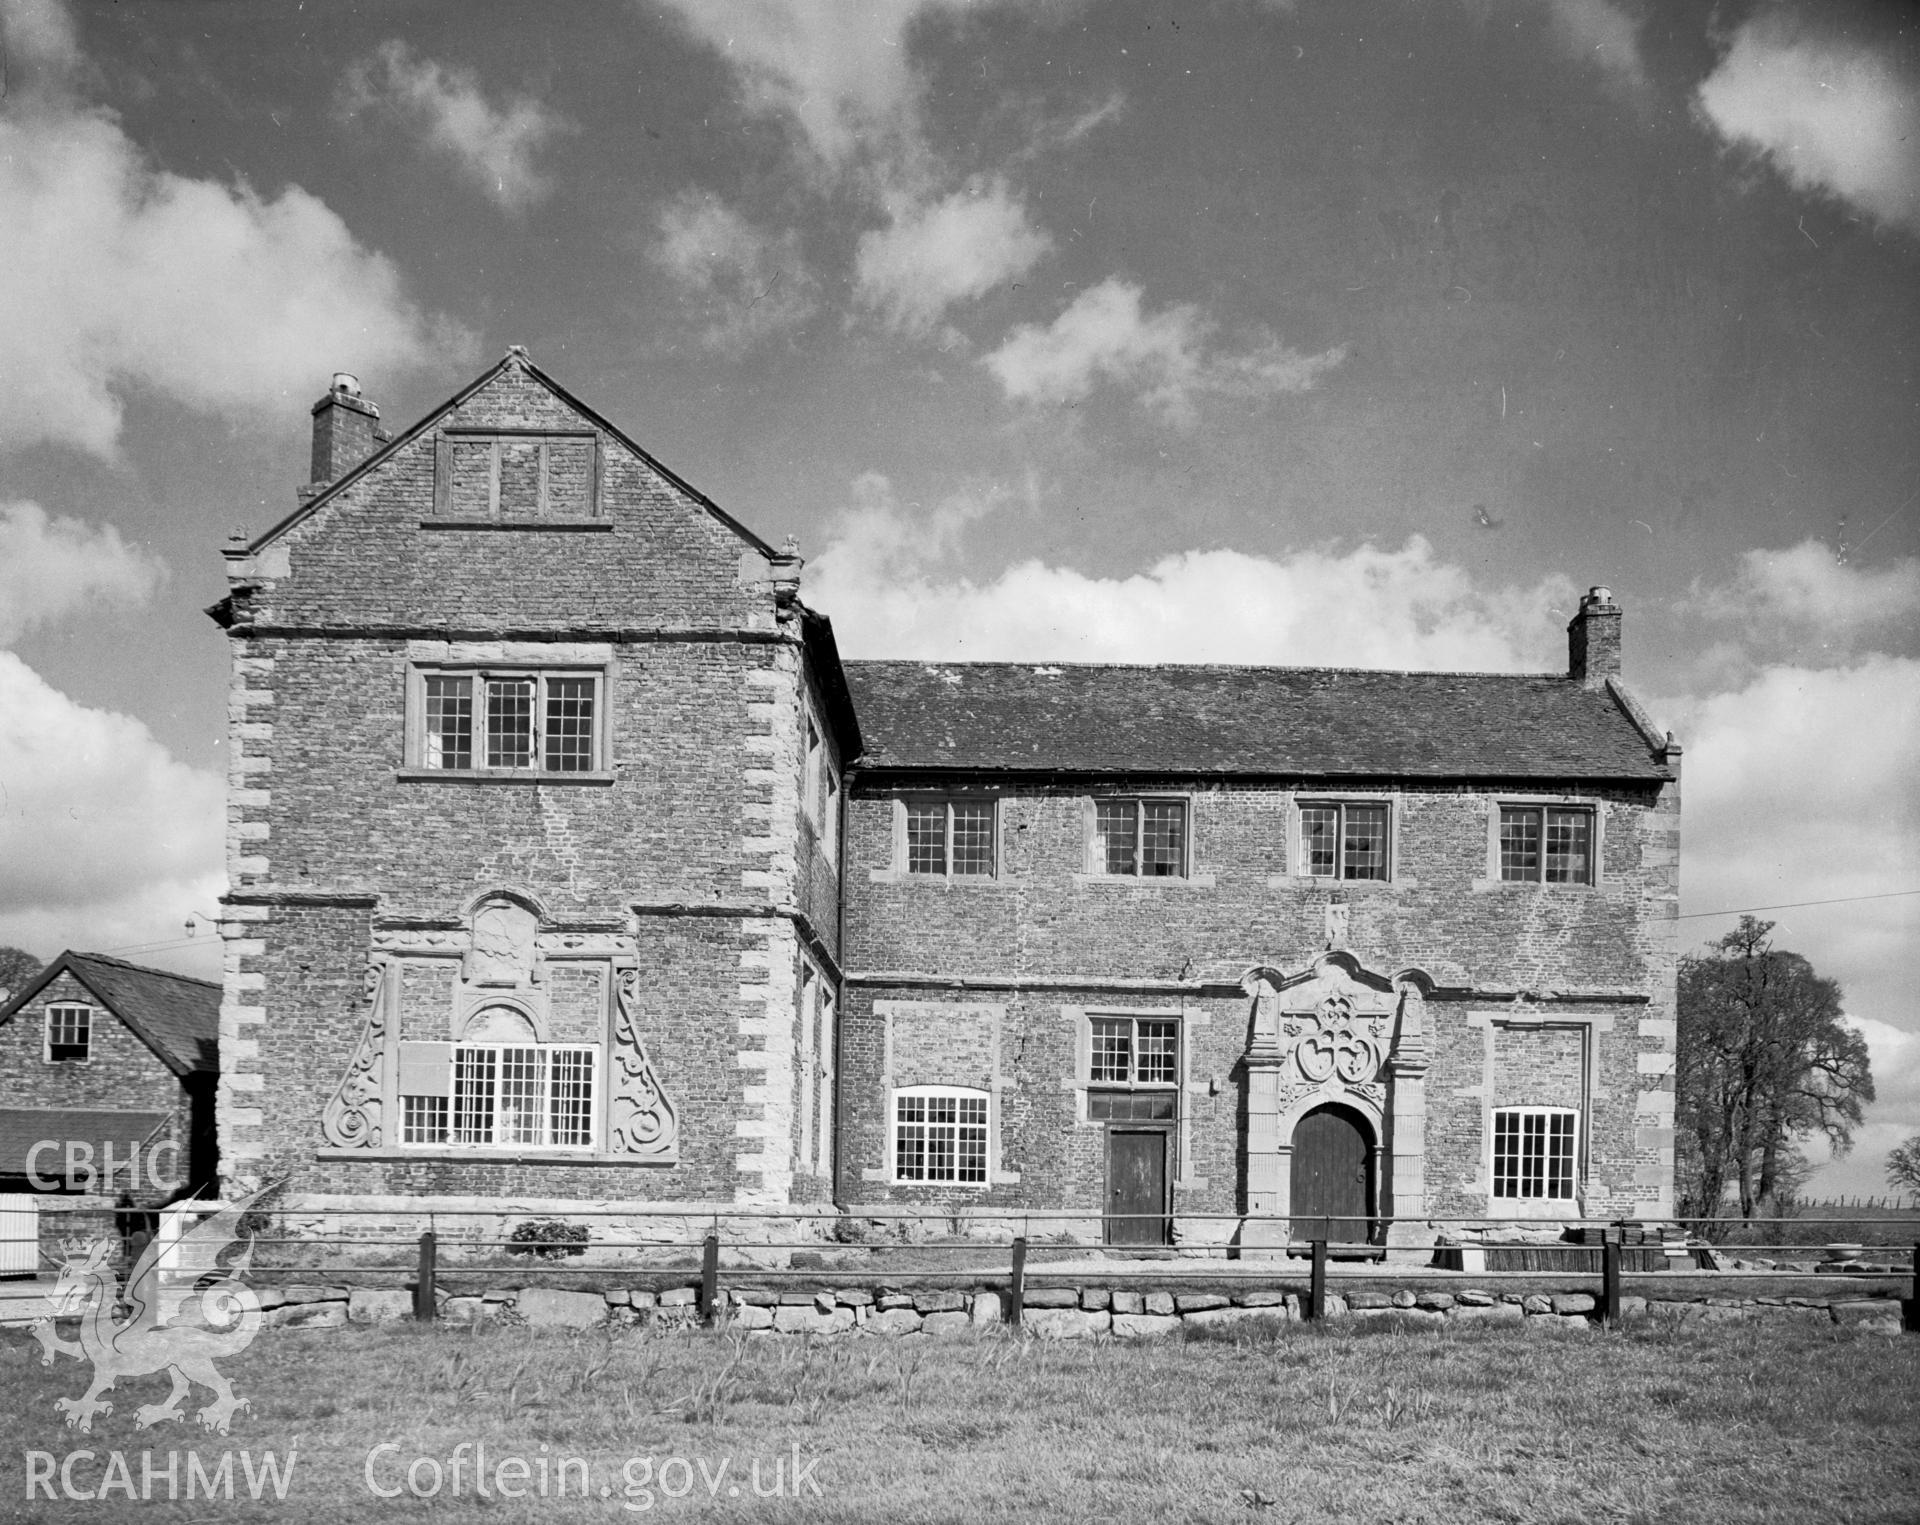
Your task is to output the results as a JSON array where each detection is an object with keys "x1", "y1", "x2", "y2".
[{"x1": 1243, "y1": 956, "x2": 1401, "y2": 1127}]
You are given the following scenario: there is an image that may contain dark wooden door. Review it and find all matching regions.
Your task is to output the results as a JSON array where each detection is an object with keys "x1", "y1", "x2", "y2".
[
  {"x1": 1290, "y1": 1106, "x2": 1371, "y2": 1244},
  {"x1": 1106, "y1": 1129, "x2": 1169, "y2": 1245}
]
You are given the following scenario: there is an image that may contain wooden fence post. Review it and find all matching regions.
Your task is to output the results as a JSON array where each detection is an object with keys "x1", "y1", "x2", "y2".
[
  {"x1": 699, "y1": 1232, "x2": 720, "y2": 1323},
  {"x1": 1601, "y1": 1232, "x2": 1622, "y2": 1328},
  {"x1": 1308, "y1": 1239, "x2": 1328, "y2": 1322},
  {"x1": 1906, "y1": 1241, "x2": 1919, "y2": 1335},
  {"x1": 413, "y1": 1231, "x2": 436, "y2": 1322},
  {"x1": 1009, "y1": 1236, "x2": 1028, "y2": 1328}
]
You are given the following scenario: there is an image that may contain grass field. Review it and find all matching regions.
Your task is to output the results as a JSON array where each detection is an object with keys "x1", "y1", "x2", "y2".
[{"x1": 3, "y1": 1314, "x2": 1916, "y2": 1523}]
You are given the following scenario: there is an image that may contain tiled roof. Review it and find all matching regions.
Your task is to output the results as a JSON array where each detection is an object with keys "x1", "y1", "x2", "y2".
[
  {"x1": 0, "y1": 953, "x2": 220, "y2": 1076},
  {"x1": 842, "y1": 661, "x2": 1671, "y2": 780}
]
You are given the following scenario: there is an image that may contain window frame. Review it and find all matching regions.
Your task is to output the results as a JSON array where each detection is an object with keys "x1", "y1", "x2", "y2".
[
  {"x1": 1089, "y1": 795, "x2": 1190, "y2": 879},
  {"x1": 1495, "y1": 802, "x2": 1597, "y2": 886},
  {"x1": 45, "y1": 1004, "x2": 92, "y2": 1064},
  {"x1": 901, "y1": 796, "x2": 999, "y2": 880},
  {"x1": 1086, "y1": 1014, "x2": 1182, "y2": 1092},
  {"x1": 1295, "y1": 797, "x2": 1394, "y2": 882},
  {"x1": 399, "y1": 1040, "x2": 600, "y2": 1152},
  {"x1": 1489, "y1": 1105, "x2": 1581, "y2": 1202},
  {"x1": 431, "y1": 427, "x2": 603, "y2": 521},
  {"x1": 890, "y1": 1085, "x2": 991, "y2": 1187},
  {"x1": 802, "y1": 704, "x2": 842, "y2": 862},
  {"x1": 403, "y1": 664, "x2": 613, "y2": 782}
]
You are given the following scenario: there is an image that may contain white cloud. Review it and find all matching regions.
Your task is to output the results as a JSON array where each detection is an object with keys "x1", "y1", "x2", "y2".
[
  {"x1": 1696, "y1": 540, "x2": 1920, "y2": 653},
  {"x1": 984, "y1": 279, "x2": 1347, "y2": 426},
  {"x1": 0, "y1": 502, "x2": 164, "y2": 644},
  {"x1": 652, "y1": 193, "x2": 819, "y2": 351},
  {"x1": 338, "y1": 41, "x2": 570, "y2": 211},
  {"x1": 807, "y1": 477, "x2": 1571, "y2": 668},
  {"x1": 651, "y1": 0, "x2": 986, "y2": 170},
  {"x1": 0, "y1": 84, "x2": 471, "y2": 457},
  {"x1": 1539, "y1": 0, "x2": 1651, "y2": 103},
  {"x1": 0, "y1": 653, "x2": 224, "y2": 964},
  {"x1": 1668, "y1": 654, "x2": 1919, "y2": 931},
  {"x1": 1, "y1": 0, "x2": 80, "y2": 77},
  {"x1": 855, "y1": 178, "x2": 1052, "y2": 333},
  {"x1": 1696, "y1": 13, "x2": 1920, "y2": 233},
  {"x1": 650, "y1": 1, "x2": 1056, "y2": 332}
]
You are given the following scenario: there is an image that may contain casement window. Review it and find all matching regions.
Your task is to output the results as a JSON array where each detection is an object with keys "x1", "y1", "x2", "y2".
[
  {"x1": 1499, "y1": 806, "x2": 1594, "y2": 884},
  {"x1": 1491, "y1": 1107, "x2": 1578, "y2": 1200},
  {"x1": 893, "y1": 1087, "x2": 989, "y2": 1184},
  {"x1": 1094, "y1": 798, "x2": 1187, "y2": 877},
  {"x1": 1086, "y1": 1015, "x2": 1179, "y2": 1121},
  {"x1": 432, "y1": 430, "x2": 601, "y2": 519},
  {"x1": 1299, "y1": 800, "x2": 1390, "y2": 881},
  {"x1": 803, "y1": 711, "x2": 840, "y2": 858},
  {"x1": 45, "y1": 1005, "x2": 91, "y2": 1063},
  {"x1": 413, "y1": 668, "x2": 604, "y2": 775},
  {"x1": 398, "y1": 1041, "x2": 597, "y2": 1150},
  {"x1": 905, "y1": 799, "x2": 996, "y2": 877}
]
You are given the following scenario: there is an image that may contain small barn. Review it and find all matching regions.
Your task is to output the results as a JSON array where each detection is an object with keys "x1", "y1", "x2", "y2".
[{"x1": 0, "y1": 951, "x2": 220, "y2": 1209}]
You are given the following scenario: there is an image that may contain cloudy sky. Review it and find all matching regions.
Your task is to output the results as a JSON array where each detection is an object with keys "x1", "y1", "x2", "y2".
[{"x1": 1, "y1": 0, "x2": 1915, "y2": 1196}]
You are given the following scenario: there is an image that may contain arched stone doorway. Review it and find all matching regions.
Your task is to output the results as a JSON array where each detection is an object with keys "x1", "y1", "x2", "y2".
[{"x1": 1289, "y1": 1103, "x2": 1376, "y2": 1243}]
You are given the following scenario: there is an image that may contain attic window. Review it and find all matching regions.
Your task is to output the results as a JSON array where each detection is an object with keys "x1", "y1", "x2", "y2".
[
  {"x1": 46, "y1": 1004, "x2": 91, "y2": 1063},
  {"x1": 432, "y1": 430, "x2": 600, "y2": 519}
]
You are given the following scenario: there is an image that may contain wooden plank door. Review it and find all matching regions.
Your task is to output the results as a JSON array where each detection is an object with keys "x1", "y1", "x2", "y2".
[
  {"x1": 1106, "y1": 1129, "x2": 1169, "y2": 1245},
  {"x1": 1290, "y1": 1106, "x2": 1371, "y2": 1244}
]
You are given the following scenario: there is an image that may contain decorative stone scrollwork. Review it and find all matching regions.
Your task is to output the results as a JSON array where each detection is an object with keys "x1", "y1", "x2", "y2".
[
  {"x1": 321, "y1": 960, "x2": 390, "y2": 1148},
  {"x1": 608, "y1": 968, "x2": 679, "y2": 1159},
  {"x1": 1294, "y1": 994, "x2": 1384, "y2": 1085}
]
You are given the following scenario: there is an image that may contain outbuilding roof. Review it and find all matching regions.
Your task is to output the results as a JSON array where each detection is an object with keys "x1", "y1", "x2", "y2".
[
  {"x1": 0, "y1": 952, "x2": 220, "y2": 1077},
  {"x1": 842, "y1": 661, "x2": 1672, "y2": 781}
]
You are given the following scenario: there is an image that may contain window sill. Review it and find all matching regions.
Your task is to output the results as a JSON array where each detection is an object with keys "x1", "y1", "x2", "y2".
[
  {"x1": 394, "y1": 769, "x2": 615, "y2": 785},
  {"x1": 1269, "y1": 875, "x2": 1409, "y2": 891},
  {"x1": 418, "y1": 518, "x2": 613, "y2": 531},
  {"x1": 316, "y1": 1147, "x2": 675, "y2": 1166},
  {"x1": 1469, "y1": 878, "x2": 1599, "y2": 893},
  {"x1": 869, "y1": 868, "x2": 1010, "y2": 887},
  {"x1": 1070, "y1": 871, "x2": 1216, "y2": 889}
]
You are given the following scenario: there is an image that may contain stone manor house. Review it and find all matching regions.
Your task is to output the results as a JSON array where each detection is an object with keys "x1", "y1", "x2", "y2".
[{"x1": 210, "y1": 350, "x2": 1681, "y2": 1247}]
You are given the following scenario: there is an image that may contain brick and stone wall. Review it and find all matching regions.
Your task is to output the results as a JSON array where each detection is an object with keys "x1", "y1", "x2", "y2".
[
  {"x1": 839, "y1": 775, "x2": 1679, "y2": 1228},
  {"x1": 217, "y1": 357, "x2": 846, "y2": 1210}
]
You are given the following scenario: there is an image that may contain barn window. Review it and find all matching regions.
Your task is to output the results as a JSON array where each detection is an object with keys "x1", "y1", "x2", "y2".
[
  {"x1": 45, "y1": 1005, "x2": 91, "y2": 1063},
  {"x1": 1491, "y1": 1107, "x2": 1578, "y2": 1199},
  {"x1": 892, "y1": 1087, "x2": 988, "y2": 1184}
]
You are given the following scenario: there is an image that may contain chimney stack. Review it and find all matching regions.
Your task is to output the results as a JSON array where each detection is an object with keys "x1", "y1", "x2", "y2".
[
  {"x1": 308, "y1": 372, "x2": 383, "y2": 489},
  {"x1": 1567, "y1": 585, "x2": 1622, "y2": 685}
]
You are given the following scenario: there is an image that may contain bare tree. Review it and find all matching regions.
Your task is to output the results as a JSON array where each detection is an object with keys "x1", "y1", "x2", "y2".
[
  {"x1": 0, "y1": 945, "x2": 43, "y2": 1004},
  {"x1": 1676, "y1": 917, "x2": 1873, "y2": 1221},
  {"x1": 1888, "y1": 1136, "x2": 1920, "y2": 1195}
]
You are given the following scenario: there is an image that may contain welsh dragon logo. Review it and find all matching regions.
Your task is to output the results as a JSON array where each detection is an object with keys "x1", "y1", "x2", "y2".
[{"x1": 29, "y1": 1185, "x2": 278, "y2": 1435}]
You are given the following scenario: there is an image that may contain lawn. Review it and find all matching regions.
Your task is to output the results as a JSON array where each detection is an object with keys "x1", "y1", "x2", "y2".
[{"x1": 2, "y1": 1314, "x2": 1915, "y2": 1523}]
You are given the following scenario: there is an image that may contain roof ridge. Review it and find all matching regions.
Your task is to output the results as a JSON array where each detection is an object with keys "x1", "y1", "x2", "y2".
[
  {"x1": 844, "y1": 658, "x2": 1570, "y2": 681},
  {"x1": 65, "y1": 950, "x2": 223, "y2": 990}
]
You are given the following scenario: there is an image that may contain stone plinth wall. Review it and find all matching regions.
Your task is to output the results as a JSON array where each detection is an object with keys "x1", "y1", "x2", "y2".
[{"x1": 234, "y1": 1279, "x2": 1910, "y2": 1338}]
